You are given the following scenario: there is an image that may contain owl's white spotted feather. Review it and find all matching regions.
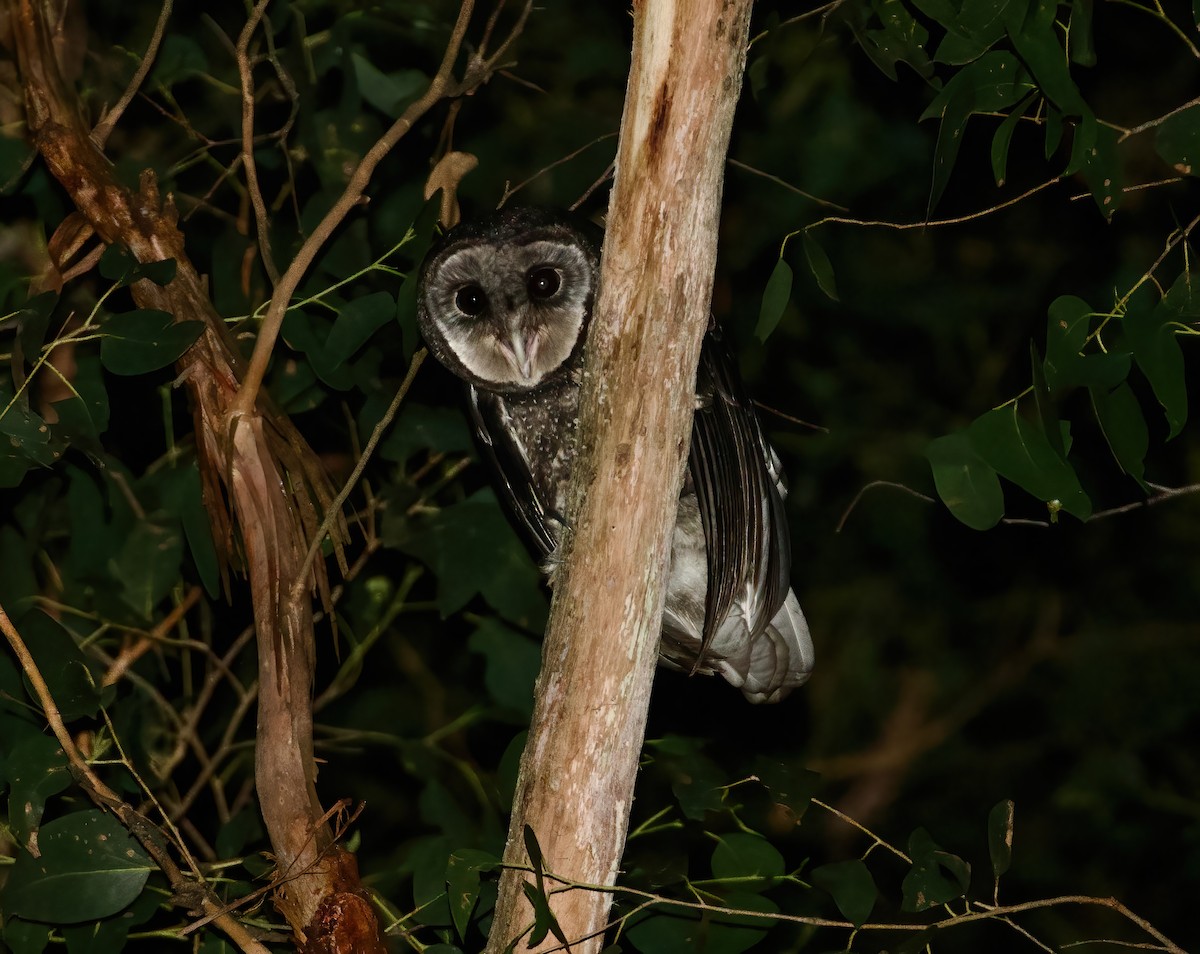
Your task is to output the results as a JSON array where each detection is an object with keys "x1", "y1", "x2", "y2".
[{"x1": 417, "y1": 207, "x2": 814, "y2": 703}]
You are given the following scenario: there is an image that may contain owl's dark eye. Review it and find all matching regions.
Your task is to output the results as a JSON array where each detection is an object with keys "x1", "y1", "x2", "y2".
[
  {"x1": 527, "y1": 267, "x2": 561, "y2": 300},
  {"x1": 455, "y1": 284, "x2": 487, "y2": 317}
]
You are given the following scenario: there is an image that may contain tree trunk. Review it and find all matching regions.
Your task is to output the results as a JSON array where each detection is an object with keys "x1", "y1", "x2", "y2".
[{"x1": 485, "y1": 2, "x2": 754, "y2": 951}]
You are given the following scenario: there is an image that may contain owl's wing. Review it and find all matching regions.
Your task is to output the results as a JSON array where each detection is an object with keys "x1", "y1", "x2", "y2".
[
  {"x1": 467, "y1": 384, "x2": 559, "y2": 561},
  {"x1": 689, "y1": 324, "x2": 793, "y2": 664}
]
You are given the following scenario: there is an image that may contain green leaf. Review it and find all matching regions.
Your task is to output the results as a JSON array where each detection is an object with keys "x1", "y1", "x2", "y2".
[
  {"x1": 326, "y1": 292, "x2": 396, "y2": 366},
  {"x1": 1043, "y1": 295, "x2": 1092, "y2": 390},
  {"x1": 131, "y1": 257, "x2": 177, "y2": 286},
  {"x1": 0, "y1": 524, "x2": 39, "y2": 616},
  {"x1": 2, "y1": 810, "x2": 153, "y2": 924},
  {"x1": 858, "y1": 0, "x2": 934, "y2": 81},
  {"x1": 0, "y1": 397, "x2": 57, "y2": 468},
  {"x1": 1044, "y1": 104, "x2": 1064, "y2": 159},
  {"x1": 1156, "y1": 104, "x2": 1200, "y2": 176},
  {"x1": 0, "y1": 135, "x2": 36, "y2": 193},
  {"x1": 901, "y1": 828, "x2": 969, "y2": 912},
  {"x1": 111, "y1": 517, "x2": 184, "y2": 622},
  {"x1": 967, "y1": 405, "x2": 1091, "y2": 520},
  {"x1": 50, "y1": 353, "x2": 111, "y2": 443},
  {"x1": 1091, "y1": 382, "x2": 1149, "y2": 490},
  {"x1": 5, "y1": 734, "x2": 71, "y2": 845},
  {"x1": 149, "y1": 34, "x2": 209, "y2": 89},
  {"x1": 98, "y1": 245, "x2": 136, "y2": 283},
  {"x1": 802, "y1": 232, "x2": 838, "y2": 301},
  {"x1": 2, "y1": 917, "x2": 51, "y2": 954},
  {"x1": 987, "y1": 799, "x2": 1015, "y2": 879},
  {"x1": 1069, "y1": 0, "x2": 1096, "y2": 66},
  {"x1": 755, "y1": 258, "x2": 793, "y2": 342},
  {"x1": 925, "y1": 432, "x2": 1005, "y2": 530},
  {"x1": 645, "y1": 736, "x2": 727, "y2": 820},
  {"x1": 468, "y1": 619, "x2": 542, "y2": 718},
  {"x1": 710, "y1": 833, "x2": 785, "y2": 887},
  {"x1": 811, "y1": 859, "x2": 877, "y2": 927},
  {"x1": 1029, "y1": 342, "x2": 1063, "y2": 457},
  {"x1": 913, "y1": 0, "x2": 1010, "y2": 64},
  {"x1": 389, "y1": 489, "x2": 546, "y2": 626},
  {"x1": 991, "y1": 92, "x2": 1036, "y2": 186},
  {"x1": 18, "y1": 611, "x2": 107, "y2": 721},
  {"x1": 15, "y1": 292, "x2": 56, "y2": 362},
  {"x1": 351, "y1": 54, "x2": 427, "y2": 117},
  {"x1": 158, "y1": 460, "x2": 221, "y2": 598},
  {"x1": 1124, "y1": 289, "x2": 1187, "y2": 438},
  {"x1": 446, "y1": 849, "x2": 498, "y2": 942},
  {"x1": 1004, "y1": 0, "x2": 1088, "y2": 116},
  {"x1": 100, "y1": 311, "x2": 205, "y2": 375},
  {"x1": 1079, "y1": 123, "x2": 1122, "y2": 218},
  {"x1": 920, "y1": 51, "x2": 1033, "y2": 211},
  {"x1": 377, "y1": 402, "x2": 474, "y2": 463}
]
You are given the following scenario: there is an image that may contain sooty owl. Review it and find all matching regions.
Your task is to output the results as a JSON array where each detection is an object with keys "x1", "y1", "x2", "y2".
[{"x1": 416, "y1": 206, "x2": 814, "y2": 703}]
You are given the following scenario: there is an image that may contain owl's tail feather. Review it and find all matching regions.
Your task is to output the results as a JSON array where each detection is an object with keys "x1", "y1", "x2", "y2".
[{"x1": 731, "y1": 590, "x2": 814, "y2": 704}]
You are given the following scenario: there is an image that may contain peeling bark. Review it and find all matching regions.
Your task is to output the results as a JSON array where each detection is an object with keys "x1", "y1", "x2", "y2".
[{"x1": 486, "y1": 1, "x2": 755, "y2": 950}]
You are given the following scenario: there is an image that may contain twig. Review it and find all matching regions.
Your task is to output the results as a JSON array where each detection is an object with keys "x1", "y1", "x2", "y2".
[
  {"x1": 236, "y1": 0, "x2": 281, "y2": 286},
  {"x1": 836, "y1": 480, "x2": 935, "y2": 533},
  {"x1": 498, "y1": 132, "x2": 618, "y2": 208},
  {"x1": 102, "y1": 586, "x2": 202, "y2": 686},
  {"x1": 728, "y1": 158, "x2": 849, "y2": 211},
  {"x1": 804, "y1": 175, "x2": 1063, "y2": 239},
  {"x1": 91, "y1": 0, "x2": 175, "y2": 147}
]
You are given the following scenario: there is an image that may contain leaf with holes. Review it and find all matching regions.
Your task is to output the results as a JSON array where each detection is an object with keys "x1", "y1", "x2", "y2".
[{"x1": 2, "y1": 811, "x2": 153, "y2": 924}]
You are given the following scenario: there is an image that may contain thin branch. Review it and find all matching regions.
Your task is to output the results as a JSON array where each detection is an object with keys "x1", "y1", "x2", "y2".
[
  {"x1": 837, "y1": 480, "x2": 935, "y2": 533},
  {"x1": 236, "y1": 0, "x2": 280, "y2": 286},
  {"x1": 102, "y1": 586, "x2": 202, "y2": 686},
  {"x1": 728, "y1": 158, "x2": 849, "y2": 211},
  {"x1": 91, "y1": 0, "x2": 175, "y2": 147},
  {"x1": 804, "y1": 175, "x2": 1063, "y2": 240},
  {"x1": 498, "y1": 132, "x2": 618, "y2": 209}
]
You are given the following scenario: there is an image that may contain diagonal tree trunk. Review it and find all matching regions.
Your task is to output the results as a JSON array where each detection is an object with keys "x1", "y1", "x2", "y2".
[{"x1": 486, "y1": 2, "x2": 755, "y2": 950}]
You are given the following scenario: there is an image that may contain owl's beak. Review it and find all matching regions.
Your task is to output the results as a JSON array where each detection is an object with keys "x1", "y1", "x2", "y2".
[{"x1": 501, "y1": 330, "x2": 537, "y2": 381}]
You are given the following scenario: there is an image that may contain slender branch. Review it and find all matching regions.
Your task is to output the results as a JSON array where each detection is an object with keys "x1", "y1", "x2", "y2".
[
  {"x1": 102, "y1": 586, "x2": 202, "y2": 686},
  {"x1": 728, "y1": 158, "x2": 849, "y2": 211},
  {"x1": 236, "y1": 0, "x2": 281, "y2": 286},
  {"x1": 91, "y1": 0, "x2": 175, "y2": 147}
]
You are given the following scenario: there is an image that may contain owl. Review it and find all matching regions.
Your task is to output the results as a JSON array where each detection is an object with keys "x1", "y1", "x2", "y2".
[{"x1": 416, "y1": 206, "x2": 814, "y2": 703}]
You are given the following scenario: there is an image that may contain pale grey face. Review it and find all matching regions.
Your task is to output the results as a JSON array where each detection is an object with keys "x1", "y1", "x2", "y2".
[{"x1": 420, "y1": 239, "x2": 594, "y2": 391}]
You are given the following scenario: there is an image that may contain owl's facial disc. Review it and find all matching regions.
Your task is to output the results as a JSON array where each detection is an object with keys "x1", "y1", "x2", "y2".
[{"x1": 427, "y1": 239, "x2": 593, "y2": 391}]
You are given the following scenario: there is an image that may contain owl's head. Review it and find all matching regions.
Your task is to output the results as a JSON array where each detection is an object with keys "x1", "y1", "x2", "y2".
[{"x1": 417, "y1": 207, "x2": 601, "y2": 393}]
